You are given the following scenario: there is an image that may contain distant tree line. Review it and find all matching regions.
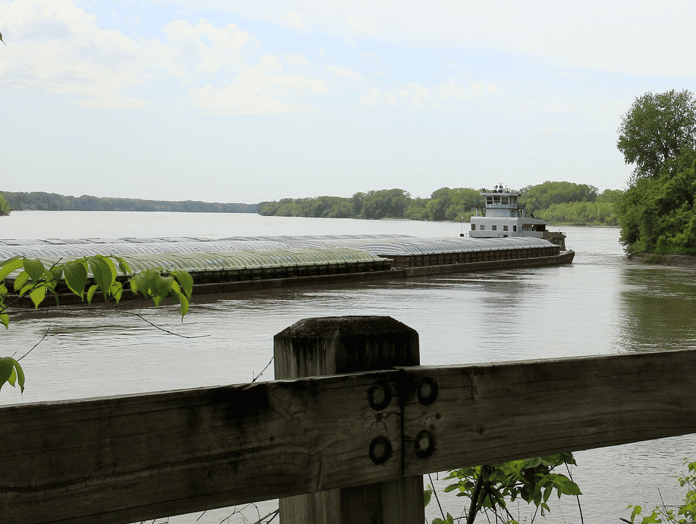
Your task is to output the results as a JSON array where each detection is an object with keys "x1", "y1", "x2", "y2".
[
  {"x1": 0, "y1": 192, "x2": 10, "y2": 216},
  {"x1": 259, "y1": 183, "x2": 621, "y2": 225},
  {"x1": 0, "y1": 191, "x2": 258, "y2": 214}
]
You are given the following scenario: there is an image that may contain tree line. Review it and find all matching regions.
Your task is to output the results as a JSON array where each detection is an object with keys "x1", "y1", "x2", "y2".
[
  {"x1": 259, "y1": 183, "x2": 621, "y2": 225},
  {"x1": 0, "y1": 191, "x2": 257, "y2": 214}
]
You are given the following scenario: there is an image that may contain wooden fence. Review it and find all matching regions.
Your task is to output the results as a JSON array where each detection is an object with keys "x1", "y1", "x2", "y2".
[{"x1": 2, "y1": 315, "x2": 696, "y2": 524}]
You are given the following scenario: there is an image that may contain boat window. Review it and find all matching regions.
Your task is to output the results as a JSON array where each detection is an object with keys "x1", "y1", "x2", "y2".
[
  {"x1": 513, "y1": 226, "x2": 517, "y2": 232},
  {"x1": 480, "y1": 225, "x2": 485, "y2": 230},
  {"x1": 501, "y1": 197, "x2": 508, "y2": 204},
  {"x1": 511, "y1": 196, "x2": 517, "y2": 205},
  {"x1": 487, "y1": 197, "x2": 493, "y2": 205},
  {"x1": 503, "y1": 225, "x2": 508, "y2": 231},
  {"x1": 493, "y1": 196, "x2": 500, "y2": 204},
  {"x1": 471, "y1": 224, "x2": 476, "y2": 230},
  {"x1": 492, "y1": 225, "x2": 497, "y2": 231}
]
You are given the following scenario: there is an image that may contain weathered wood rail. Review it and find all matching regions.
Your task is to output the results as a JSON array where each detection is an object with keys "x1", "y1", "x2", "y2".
[{"x1": 2, "y1": 315, "x2": 696, "y2": 524}]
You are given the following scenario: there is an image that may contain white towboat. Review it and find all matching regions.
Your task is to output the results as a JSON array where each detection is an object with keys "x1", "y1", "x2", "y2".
[{"x1": 467, "y1": 185, "x2": 567, "y2": 250}]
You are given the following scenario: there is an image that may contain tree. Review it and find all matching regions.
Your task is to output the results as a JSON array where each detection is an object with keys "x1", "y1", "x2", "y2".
[
  {"x1": 519, "y1": 181, "x2": 598, "y2": 214},
  {"x1": 615, "y1": 149, "x2": 696, "y2": 254},
  {"x1": 617, "y1": 90, "x2": 696, "y2": 180}
]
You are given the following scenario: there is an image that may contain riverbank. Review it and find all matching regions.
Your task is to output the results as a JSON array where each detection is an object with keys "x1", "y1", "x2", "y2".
[{"x1": 629, "y1": 253, "x2": 696, "y2": 267}]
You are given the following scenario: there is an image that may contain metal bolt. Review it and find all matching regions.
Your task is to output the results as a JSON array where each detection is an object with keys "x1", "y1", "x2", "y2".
[
  {"x1": 369, "y1": 436, "x2": 393, "y2": 465},
  {"x1": 368, "y1": 380, "x2": 392, "y2": 411},
  {"x1": 414, "y1": 430, "x2": 435, "y2": 458},
  {"x1": 417, "y1": 377, "x2": 439, "y2": 406}
]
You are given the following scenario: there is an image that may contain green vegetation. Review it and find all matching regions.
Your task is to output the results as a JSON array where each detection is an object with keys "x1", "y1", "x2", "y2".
[
  {"x1": 615, "y1": 90, "x2": 696, "y2": 254},
  {"x1": 627, "y1": 459, "x2": 696, "y2": 523},
  {"x1": 0, "y1": 255, "x2": 193, "y2": 393},
  {"x1": 1, "y1": 191, "x2": 257, "y2": 213},
  {"x1": 261, "y1": 183, "x2": 620, "y2": 226},
  {"x1": 0, "y1": 192, "x2": 10, "y2": 216},
  {"x1": 617, "y1": 90, "x2": 696, "y2": 180},
  {"x1": 426, "y1": 453, "x2": 582, "y2": 524}
]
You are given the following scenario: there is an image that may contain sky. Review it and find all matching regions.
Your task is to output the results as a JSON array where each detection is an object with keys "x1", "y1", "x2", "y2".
[{"x1": 1, "y1": 0, "x2": 695, "y2": 204}]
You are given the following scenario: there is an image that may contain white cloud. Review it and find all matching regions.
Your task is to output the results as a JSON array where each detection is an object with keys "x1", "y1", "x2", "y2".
[
  {"x1": 357, "y1": 88, "x2": 381, "y2": 107},
  {"x1": 345, "y1": 15, "x2": 378, "y2": 34},
  {"x1": 326, "y1": 65, "x2": 364, "y2": 81},
  {"x1": 283, "y1": 11, "x2": 310, "y2": 33},
  {"x1": 361, "y1": 51, "x2": 380, "y2": 63},
  {"x1": 190, "y1": 54, "x2": 327, "y2": 114}
]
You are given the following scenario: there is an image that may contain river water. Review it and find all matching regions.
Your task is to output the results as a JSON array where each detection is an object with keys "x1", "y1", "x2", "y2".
[{"x1": 2, "y1": 211, "x2": 696, "y2": 524}]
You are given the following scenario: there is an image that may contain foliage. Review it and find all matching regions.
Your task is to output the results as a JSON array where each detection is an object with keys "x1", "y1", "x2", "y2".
[
  {"x1": 0, "y1": 192, "x2": 10, "y2": 215},
  {"x1": 615, "y1": 149, "x2": 696, "y2": 254},
  {"x1": 617, "y1": 90, "x2": 696, "y2": 180},
  {"x1": 627, "y1": 459, "x2": 696, "y2": 524},
  {"x1": 519, "y1": 181, "x2": 599, "y2": 214},
  {"x1": 537, "y1": 201, "x2": 618, "y2": 226},
  {"x1": 0, "y1": 254, "x2": 193, "y2": 393},
  {"x1": 1, "y1": 191, "x2": 257, "y2": 213},
  {"x1": 425, "y1": 187, "x2": 483, "y2": 221},
  {"x1": 426, "y1": 453, "x2": 581, "y2": 524}
]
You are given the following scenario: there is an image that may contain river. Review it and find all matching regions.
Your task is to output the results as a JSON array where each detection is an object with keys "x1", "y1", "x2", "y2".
[{"x1": 2, "y1": 211, "x2": 695, "y2": 524}]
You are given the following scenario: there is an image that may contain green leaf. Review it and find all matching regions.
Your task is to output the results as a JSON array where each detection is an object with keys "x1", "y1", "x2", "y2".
[
  {"x1": 0, "y1": 256, "x2": 23, "y2": 281},
  {"x1": 86, "y1": 284, "x2": 98, "y2": 305},
  {"x1": 29, "y1": 285, "x2": 47, "y2": 309},
  {"x1": 0, "y1": 357, "x2": 24, "y2": 392},
  {"x1": 1, "y1": 313, "x2": 8, "y2": 329},
  {"x1": 87, "y1": 256, "x2": 117, "y2": 300},
  {"x1": 423, "y1": 488, "x2": 432, "y2": 508},
  {"x1": 0, "y1": 358, "x2": 12, "y2": 389},
  {"x1": 110, "y1": 281, "x2": 123, "y2": 304},
  {"x1": 64, "y1": 261, "x2": 88, "y2": 298},
  {"x1": 114, "y1": 256, "x2": 132, "y2": 276},
  {"x1": 22, "y1": 257, "x2": 46, "y2": 282},
  {"x1": 13, "y1": 271, "x2": 29, "y2": 292},
  {"x1": 172, "y1": 270, "x2": 194, "y2": 298}
]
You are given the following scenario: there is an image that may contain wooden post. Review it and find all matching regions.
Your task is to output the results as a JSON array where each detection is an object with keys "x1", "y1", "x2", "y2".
[{"x1": 274, "y1": 315, "x2": 424, "y2": 524}]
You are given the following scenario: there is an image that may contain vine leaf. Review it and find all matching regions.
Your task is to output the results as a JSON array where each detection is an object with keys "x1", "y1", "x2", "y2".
[{"x1": 0, "y1": 358, "x2": 25, "y2": 392}]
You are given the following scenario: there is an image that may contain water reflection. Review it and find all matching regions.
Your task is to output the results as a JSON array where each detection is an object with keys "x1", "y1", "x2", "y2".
[{"x1": 618, "y1": 265, "x2": 696, "y2": 352}]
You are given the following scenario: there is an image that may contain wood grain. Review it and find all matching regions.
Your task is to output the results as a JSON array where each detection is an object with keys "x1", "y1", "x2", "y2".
[{"x1": 2, "y1": 347, "x2": 695, "y2": 523}]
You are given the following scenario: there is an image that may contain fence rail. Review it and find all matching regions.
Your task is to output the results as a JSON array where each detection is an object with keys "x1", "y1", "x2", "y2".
[{"x1": 1, "y1": 316, "x2": 695, "y2": 524}]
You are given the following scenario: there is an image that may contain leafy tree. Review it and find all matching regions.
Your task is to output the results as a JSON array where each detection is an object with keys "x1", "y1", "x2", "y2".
[
  {"x1": 617, "y1": 90, "x2": 696, "y2": 180},
  {"x1": 615, "y1": 149, "x2": 696, "y2": 254},
  {"x1": 0, "y1": 192, "x2": 10, "y2": 215},
  {"x1": 359, "y1": 188, "x2": 410, "y2": 219},
  {"x1": 596, "y1": 188, "x2": 624, "y2": 203},
  {"x1": 426, "y1": 187, "x2": 483, "y2": 221},
  {"x1": 0, "y1": 255, "x2": 193, "y2": 394},
  {"x1": 519, "y1": 182, "x2": 598, "y2": 214}
]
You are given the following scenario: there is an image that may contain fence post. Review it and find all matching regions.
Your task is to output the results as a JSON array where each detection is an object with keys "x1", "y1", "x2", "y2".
[{"x1": 274, "y1": 315, "x2": 424, "y2": 524}]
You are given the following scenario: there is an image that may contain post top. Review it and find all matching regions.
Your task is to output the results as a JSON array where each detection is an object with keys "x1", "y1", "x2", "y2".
[{"x1": 275, "y1": 315, "x2": 416, "y2": 339}]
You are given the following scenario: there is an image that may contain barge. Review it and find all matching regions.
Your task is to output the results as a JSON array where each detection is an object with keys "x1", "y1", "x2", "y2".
[{"x1": 1, "y1": 230, "x2": 574, "y2": 306}]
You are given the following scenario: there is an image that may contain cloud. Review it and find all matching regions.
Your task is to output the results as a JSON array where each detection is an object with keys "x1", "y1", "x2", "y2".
[
  {"x1": 358, "y1": 78, "x2": 499, "y2": 109},
  {"x1": 357, "y1": 88, "x2": 381, "y2": 107},
  {"x1": 190, "y1": 55, "x2": 327, "y2": 114},
  {"x1": 345, "y1": 15, "x2": 378, "y2": 34},
  {"x1": 326, "y1": 65, "x2": 364, "y2": 81},
  {"x1": 0, "y1": 1, "x2": 329, "y2": 113},
  {"x1": 283, "y1": 11, "x2": 310, "y2": 33}
]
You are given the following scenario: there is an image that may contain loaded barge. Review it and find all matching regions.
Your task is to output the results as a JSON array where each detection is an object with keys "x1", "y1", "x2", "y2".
[{"x1": 0, "y1": 188, "x2": 573, "y2": 304}]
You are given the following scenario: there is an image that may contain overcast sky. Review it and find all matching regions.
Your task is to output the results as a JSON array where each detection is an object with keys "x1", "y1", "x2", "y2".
[{"x1": 1, "y1": 0, "x2": 694, "y2": 203}]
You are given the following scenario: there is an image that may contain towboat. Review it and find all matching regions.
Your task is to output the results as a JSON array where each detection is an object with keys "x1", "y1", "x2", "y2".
[{"x1": 466, "y1": 185, "x2": 568, "y2": 250}]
